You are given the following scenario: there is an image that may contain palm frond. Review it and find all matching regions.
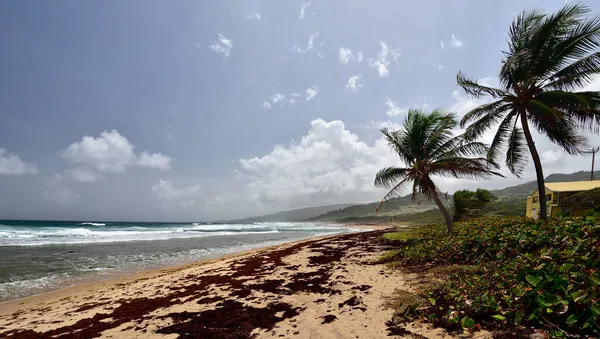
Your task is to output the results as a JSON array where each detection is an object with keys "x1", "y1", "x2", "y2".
[
  {"x1": 534, "y1": 91, "x2": 600, "y2": 132},
  {"x1": 462, "y1": 104, "x2": 512, "y2": 141},
  {"x1": 457, "y1": 72, "x2": 509, "y2": 99},
  {"x1": 544, "y1": 52, "x2": 600, "y2": 90},
  {"x1": 487, "y1": 111, "x2": 518, "y2": 165},
  {"x1": 527, "y1": 102, "x2": 587, "y2": 154},
  {"x1": 460, "y1": 99, "x2": 513, "y2": 129},
  {"x1": 374, "y1": 167, "x2": 410, "y2": 188},
  {"x1": 376, "y1": 176, "x2": 413, "y2": 212},
  {"x1": 505, "y1": 125, "x2": 528, "y2": 177},
  {"x1": 429, "y1": 157, "x2": 504, "y2": 180}
]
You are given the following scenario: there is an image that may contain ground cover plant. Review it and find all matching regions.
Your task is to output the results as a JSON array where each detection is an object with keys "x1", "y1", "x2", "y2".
[{"x1": 382, "y1": 216, "x2": 600, "y2": 337}]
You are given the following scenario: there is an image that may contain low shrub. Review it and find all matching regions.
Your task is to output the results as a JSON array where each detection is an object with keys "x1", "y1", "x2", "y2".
[{"x1": 383, "y1": 216, "x2": 600, "y2": 337}]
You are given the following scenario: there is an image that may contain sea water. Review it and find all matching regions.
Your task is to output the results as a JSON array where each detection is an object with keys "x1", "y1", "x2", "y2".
[{"x1": 0, "y1": 220, "x2": 361, "y2": 301}]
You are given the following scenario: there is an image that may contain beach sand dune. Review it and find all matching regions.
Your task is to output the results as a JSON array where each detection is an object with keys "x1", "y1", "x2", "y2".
[{"x1": 0, "y1": 230, "x2": 490, "y2": 338}]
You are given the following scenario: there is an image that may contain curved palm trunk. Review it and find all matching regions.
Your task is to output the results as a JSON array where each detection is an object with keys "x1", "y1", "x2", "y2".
[
  {"x1": 428, "y1": 186, "x2": 454, "y2": 234},
  {"x1": 520, "y1": 112, "x2": 548, "y2": 220}
]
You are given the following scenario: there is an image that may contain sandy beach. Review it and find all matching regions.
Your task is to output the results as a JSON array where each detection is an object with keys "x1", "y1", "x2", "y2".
[{"x1": 0, "y1": 229, "x2": 490, "y2": 339}]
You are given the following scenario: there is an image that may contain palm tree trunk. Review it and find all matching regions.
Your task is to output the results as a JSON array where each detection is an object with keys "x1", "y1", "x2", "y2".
[
  {"x1": 520, "y1": 112, "x2": 548, "y2": 220},
  {"x1": 429, "y1": 186, "x2": 454, "y2": 234}
]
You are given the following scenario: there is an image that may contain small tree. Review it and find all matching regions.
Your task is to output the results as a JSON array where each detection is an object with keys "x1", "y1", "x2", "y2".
[
  {"x1": 452, "y1": 189, "x2": 497, "y2": 221},
  {"x1": 374, "y1": 109, "x2": 503, "y2": 234}
]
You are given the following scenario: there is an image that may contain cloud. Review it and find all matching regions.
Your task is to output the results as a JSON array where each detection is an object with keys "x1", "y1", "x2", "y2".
[
  {"x1": 44, "y1": 187, "x2": 80, "y2": 205},
  {"x1": 433, "y1": 63, "x2": 444, "y2": 70},
  {"x1": 61, "y1": 130, "x2": 172, "y2": 180},
  {"x1": 293, "y1": 32, "x2": 320, "y2": 53},
  {"x1": 263, "y1": 102, "x2": 272, "y2": 110},
  {"x1": 0, "y1": 148, "x2": 37, "y2": 175},
  {"x1": 338, "y1": 47, "x2": 364, "y2": 65},
  {"x1": 440, "y1": 41, "x2": 445, "y2": 50},
  {"x1": 299, "y1": 2, "x2": 311, "y2": 20},
  {"x1": 385, "y1": 98, "x2": 408, "y2": 117},
  {"x1": 272, "y1": 93, "x2": 286, "y2": 104},
  {"x1": 151, "y1": 180, "x2": 200, "y2": 201},
  {"x1": 345, "y1": 75, "x2": 363, "y2": 92},
  {"x1": 451, "y1": 34, "x2": 463, "y2": 48},
  {"x1": 305, "y1": 86, "x2": 319, "y2": 101},
  {"x1": 368, "y1": 41, "x2": 400, "y2": 77},
  {"x1": 246, "y1": 12, "x2": 261, "y2": 21},
  {"x1": 66, "y1": 168, "x2": 100, "y2": 182},
  {"x1": 228, "y1": 119, "x2": 397, "y2": 210},
  {"x1": 208, "y1": 33, "x2": 233, "y2": 58},
  {"x1": 138, "y1": 151, "x2": 172, "y2": 170}
]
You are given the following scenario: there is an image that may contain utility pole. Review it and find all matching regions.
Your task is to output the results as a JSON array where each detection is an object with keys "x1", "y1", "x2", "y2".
[{"x1": 584, "y1": 147, "x2": 599, "y2": 180}]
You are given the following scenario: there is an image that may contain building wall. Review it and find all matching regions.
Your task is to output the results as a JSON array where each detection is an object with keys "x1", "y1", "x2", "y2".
[{"x1": 526, "y1": 188, "x2": 587, "y2": 218}]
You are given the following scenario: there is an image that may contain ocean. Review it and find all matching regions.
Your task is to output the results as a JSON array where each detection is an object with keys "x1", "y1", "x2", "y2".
[{"x1": 0, "y1": 220, "x2": 362, "y2": 301}]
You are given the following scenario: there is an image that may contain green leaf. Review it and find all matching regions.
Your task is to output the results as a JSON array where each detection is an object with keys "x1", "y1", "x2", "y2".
[
  {"x1": 514, "y1": 311, "x2": 523, "y2": 325},
  {"x1": 559, "y1": 263, "x2": 573, "y2": 273},
  {"x1": 428, "y1": 298, "x2": 436, "y2": 305},
  {"x1": 525, "y1": 275, "x2": 542, "y2": 287},
  {"x1": 566, "y1": 314, "x2": 578, "y2": 326},
  {"x1": 591, "y1": 303, "x2": 600, "y2": 316},
  {"x1": 461, "y1": 316, "x2": 475, "y2": 329},
  {"x1": 590, "y1": 272, "x2": 600, "y2": 286},
  {"x1": 537, "y1": 293, "x2": 556, "y2": 307},
  {"x1": 571, "y1": 290, "x2": 588, "y2": 303},
  {"x1": 491, "y1": 314, "x2": 506, "y2": 321}
]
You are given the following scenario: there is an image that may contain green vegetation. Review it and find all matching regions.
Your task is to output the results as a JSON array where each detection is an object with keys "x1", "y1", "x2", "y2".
[
  {"x1": 457, "y1": 4, "x2": 600, "y2": 221},
  {"x1": 374, "y1": 109, "x2": 502, "y2": 234},
  {"x1": 382, "y1": 216, "x2": 600, "y2": 337},
  {"x1": 452, "y1": 189, "x2": 497, "y2": 221},
  {"x1": 559, "y1": 187, "x2": 600, "y2": 215}
]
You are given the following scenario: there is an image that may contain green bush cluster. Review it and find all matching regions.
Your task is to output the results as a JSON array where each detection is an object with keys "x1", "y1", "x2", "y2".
[{"x1": 384, "y1": 216, "x2": 600, "y2": 337}]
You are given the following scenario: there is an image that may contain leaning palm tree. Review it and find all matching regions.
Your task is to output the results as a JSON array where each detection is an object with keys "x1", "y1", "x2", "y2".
[
  {"x1": 374, "y1": 109, "x2": 503, "y2": 234},
  {"x1": 457, "y1": 4, "x2": 600, "y2": 220}
]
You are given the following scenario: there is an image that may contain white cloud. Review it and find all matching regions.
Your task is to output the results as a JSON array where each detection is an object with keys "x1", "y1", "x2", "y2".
[
  {"x1": 433, "y1": 63, "x2": 444, "y2": 70},
  {"x1": 368, "y1": 41, "x2": 400, "y2": 77},
  {"x1": 440, "y1": 41, "x2": 445, "y2": 50},
  {"x1": 61, "y1": 130, "x2": 172, "y2": 179},
  {"x1": 151, "y1": 180, "x2": 200, "y2": 201},
  {"x1": 345, "y1": 75, "x2": 363, "y2": 92},
  {"x1": 305, "y1": 86, "x2": 319, "y2": 101},
  {"x1": 299, "y1": 1, "x2": 311, "y2": 20},
  {"x1": 230, "y1": 119, "x2": 397, "y2": 210},
  {"x1": 293, "y1": 32, "x2": 320, "y2": 53},
  {"x1": 288, "y1": 98, "x2": 298, "y2": 106},
  {"x1": 263, "y1": 102, "x2": 272, "y2": 110},
  {"x1": 451, "y1": 34, "x2": 463, "y2": 48},
  {"x1": 208, "y1": 33, "x2": 233, "y2": 58},
  {"x1": 44, "y1": 187, "x2": 80, "y2": 205},
  {"x1": 138, "y1": 151, "x2": 172, "y2": 170},
  {"x1": 272, "y1": 93, "x2": 286, "y2": 104},
  {"x1": 338, "y1": 47, "x2": 364, "y2": 65},
  {"x1": 246, "y1": 12, "x2": 261, "y2": 21},
  {"x1": 291, "y1": 92, "x2": 300, "y2": 97},
  {"x1": 67, "y1": 168, "x2": 100, "y2": 182},
  {"x1": 0, "y1": 149, "x2": 37, "y2": 175},
  {"x1": 356, "y1": 52, "x2": 364, "y2": 63},
  {"x1": 385, "y1": 98, "x2": 408, "y2": 117}
]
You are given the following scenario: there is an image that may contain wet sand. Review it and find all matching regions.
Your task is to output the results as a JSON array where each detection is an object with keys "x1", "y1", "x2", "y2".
[{"x1": 0, "y1": 229, "x2": 492, "y2": 338}]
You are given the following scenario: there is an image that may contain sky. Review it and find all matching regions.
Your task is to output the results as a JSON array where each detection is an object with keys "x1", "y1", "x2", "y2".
[{"x1": 1, "y1": 0, "x2": 600, "y2": 222}]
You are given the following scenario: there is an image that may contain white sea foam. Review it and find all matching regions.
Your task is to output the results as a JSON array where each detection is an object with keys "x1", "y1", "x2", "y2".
[{"x1": 79, "y1": 222, "x2": 106, "y2": 226}]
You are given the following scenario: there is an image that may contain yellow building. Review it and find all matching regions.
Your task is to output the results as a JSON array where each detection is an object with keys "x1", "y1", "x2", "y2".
[{"x1": 526, "y1": 180, "x2": 600, "y2": 219}]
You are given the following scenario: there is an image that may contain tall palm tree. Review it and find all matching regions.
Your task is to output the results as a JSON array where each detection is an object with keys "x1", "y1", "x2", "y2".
[
  {"x1": 374, "y1": 109, "x2": 503, "y2": 234},
  {"x1": 457, "y1": 4, "x2": 600, "y2": 220}
]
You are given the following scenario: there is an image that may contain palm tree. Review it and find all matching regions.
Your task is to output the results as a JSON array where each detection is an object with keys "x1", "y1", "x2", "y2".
[
  {"x1": 374, "y1": 109, "x2": 503, "y2": 234},
  {"x1": 457, "y1": 4, "x2": 600, "y2": 220}
]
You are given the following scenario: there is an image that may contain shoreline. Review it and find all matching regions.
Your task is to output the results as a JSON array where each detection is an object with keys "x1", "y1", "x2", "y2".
[
  {"x1": 0, "y1": 226, "x2": 483, "y2": 338},
  {"x1": 0, "y1": 225, "x2": 383, "y2": 311}
]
